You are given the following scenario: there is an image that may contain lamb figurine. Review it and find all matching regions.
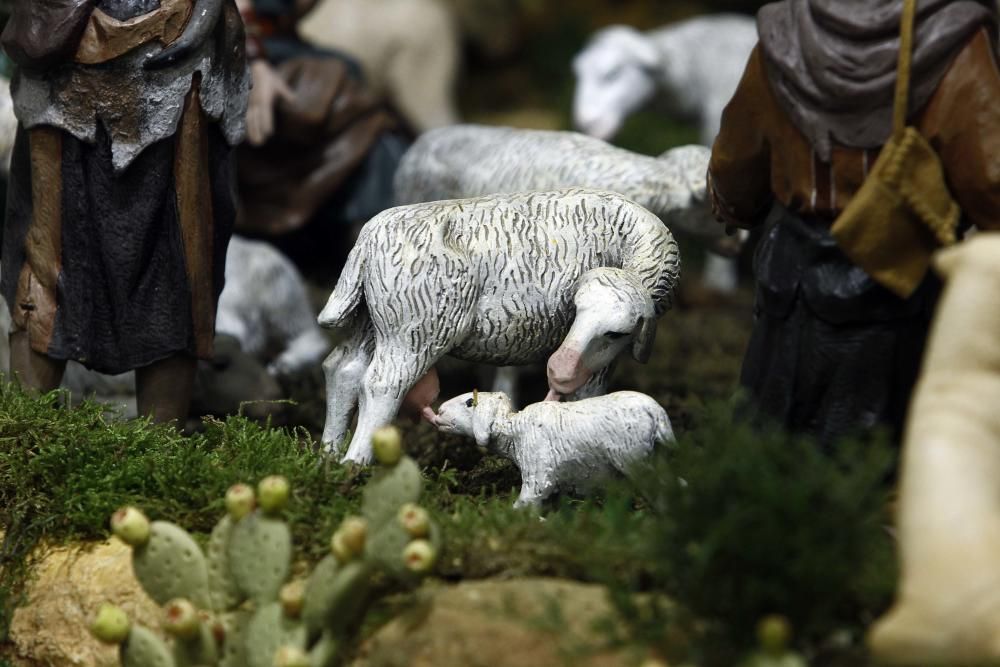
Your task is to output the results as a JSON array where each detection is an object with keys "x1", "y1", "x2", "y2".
[
  {"x1": 318, "y1": 188, "x2": 680, "y2": 465},
  {"x1": 393, "y1": 124, "x2": 720, "y2": 244},
  {"x1": 435, "y1": 390, "x2": 674, "y2": 508}
]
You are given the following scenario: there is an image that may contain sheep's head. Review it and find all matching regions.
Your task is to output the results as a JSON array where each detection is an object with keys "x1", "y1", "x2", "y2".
[
  {"x1": 435, "y1": 391, "x2": 512, "y2": 449},
  {"x1": 547, "y1": 268, "x2": 656, "y2": 398},
  {"x1": 572, "y1": 26, "x2": 659, "y2": 141}
]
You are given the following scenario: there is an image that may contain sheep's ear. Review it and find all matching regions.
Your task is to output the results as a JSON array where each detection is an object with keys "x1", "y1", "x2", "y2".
[
  {"x1": 632, "y1": 316, "x2": 656, "y2": 363},
  {"x1": 472, "y1": 401, "x2": 493, "y2": 448}
]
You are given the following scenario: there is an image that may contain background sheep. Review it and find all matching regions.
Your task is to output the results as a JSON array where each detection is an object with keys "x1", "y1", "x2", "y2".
[
  {"x1": 298, "y1": 0, "x2": 460, "y2": 132},
  {"x1": 435, "y1": 390, "x2": 674, "y2": 508},
  {"x1": 393, "y1": 124, "x2": 721, "y2": 243},
  {"x1": 572, "y1": 16, "x2": 757, "y2": 293},
  {"x1": 572, "y1": 15, "x2": 758, "y2": 145},
  {"x1": 318, "y1": 188, "x2": 679, "y2": 465},
  {"x1": 217, "y1": 236, "x2": 331, "y2": 377}
]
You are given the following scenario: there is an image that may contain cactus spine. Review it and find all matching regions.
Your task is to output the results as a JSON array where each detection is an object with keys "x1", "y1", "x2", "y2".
[{"x1": 91, "y1": 427, "x2": 440, "y2": 667}]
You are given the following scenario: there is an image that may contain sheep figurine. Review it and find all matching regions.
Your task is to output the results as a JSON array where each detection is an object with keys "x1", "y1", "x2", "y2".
[
  {"x1": 298, "y1": 0, "x2": 460, "y2": 132},
  {"x1": 216, "y1": 236, "x2": 330, "y2": 377},
  {"x1": 572, "y1": 15, "x2": 758, "y2": 145},
  {"x1": 436, "y1": 390, "x2": 674, "y2": 508},
  {"x1": 573, "y1": 15, "x2": 758, "y2": 294},
  {"x1": 393, "y1": 124, "x2": 722, "y2": 244},
  {"x1": 318, "y1": 188, "x2": 680, "y2": 464}
]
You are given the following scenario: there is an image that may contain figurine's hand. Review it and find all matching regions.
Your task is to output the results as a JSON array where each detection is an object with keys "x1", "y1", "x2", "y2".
[
  {"x1": 246, "y1": 60, "x2": 295, "y2": 146},
  {"x1": 143, "y1": 0, "x2": 224, "y2": 70}
]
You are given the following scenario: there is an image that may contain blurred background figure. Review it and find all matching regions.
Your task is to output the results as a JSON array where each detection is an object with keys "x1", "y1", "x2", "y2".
[{"x1": 299, "y1": 0, "x2": 461, "y2": 132}]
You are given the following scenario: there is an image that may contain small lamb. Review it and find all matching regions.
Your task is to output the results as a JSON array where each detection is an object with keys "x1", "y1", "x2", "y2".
[{"x1": 435, "y1": 390, "x2": 674, "y2": 508}]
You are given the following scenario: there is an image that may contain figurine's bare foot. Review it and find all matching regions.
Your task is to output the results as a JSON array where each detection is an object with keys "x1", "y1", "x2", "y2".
[
  {"x1": 870, "y1": 596, "x2": 1000, "y2": 664},
  {"x1": 9, "y1": 332, "x2": 66, "y2": 392}
]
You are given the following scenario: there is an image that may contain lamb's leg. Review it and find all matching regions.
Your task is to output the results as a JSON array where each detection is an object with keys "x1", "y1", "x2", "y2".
[
  {"x1": 269, "y1": 328, "x2": 331, "y2": 377},
  {"x1": 513, "y1": 475, "x2": 551, "y2": 510},
  {"x1": 341, "y1": 352, "x2": 435, "y2": 465},
  {"x1": 321, "y1": 318, "x2": 374, "y2": 454}
]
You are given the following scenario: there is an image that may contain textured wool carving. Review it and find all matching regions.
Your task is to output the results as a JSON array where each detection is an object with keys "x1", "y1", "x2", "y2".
[
  {"x1": 436, "y1": 390, "x2": 673, "y2": 508},
  {"x1": 318, "y1": 188, "x2": 680, "y2": 465}
]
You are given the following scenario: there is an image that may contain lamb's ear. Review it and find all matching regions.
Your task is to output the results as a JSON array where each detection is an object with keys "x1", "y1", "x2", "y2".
[
  {"x1": 632, "y1": 316, "x2": 656, "y2": 363},
  {"x1": 471, "y1": 400, "x2": 495, "y2": 448}
]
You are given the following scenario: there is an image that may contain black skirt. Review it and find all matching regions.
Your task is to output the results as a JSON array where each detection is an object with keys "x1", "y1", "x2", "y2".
[
  {"x1": 2, "y1": 122, "x2": 236, "y2": 375},
  {"x1": 739, "y1": 204, "x2": 941, "y2": 446}
]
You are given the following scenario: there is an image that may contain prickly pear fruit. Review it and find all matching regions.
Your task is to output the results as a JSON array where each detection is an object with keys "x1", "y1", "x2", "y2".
[
  {"x1": 372, "y1": 426, "x2": 403, "y2": 466},
  {"x1": 172, "y1": 617, "x2": 219, "y2": 667},
  {"x1": 206, "y1": 514, "x2": 244, "y2": 612},
  {"x1": 280, "y1": 580, "x2": 306, "y2": 619},
  {"x1": 227, "y1": 513, "x2": 292, "y2": 604},
  {"x1": 402, "y1": 539, "x2": 436, "y2": 574},
  {"x1": 111, "y1": 507, "x2": 151, "y2": 546},
  {"x1": 398, "y1": 503, "x2": 430, "y2": 538},
  {"x1": 226, "y1": 484, "x2": 256, "y2": 521},
  {"x1": 119, "y1": 625, "x2": 176, "y2": 667},
  {"x1": 274, "y1": 645, "x2": 311, "y2": 667},
  {"x1": 330, "y1": 517, "x2": 366, "y2": 564},
  {"x1": 90, "y1": 603, "x2": 130, "y2": 644},
  {"x1": 243, "y1": 602, "x2": 307, "y2": 667},
  {"x1": 757, "y1": 615, "x2": 791, "y2": 655},
  {"x1": 258, "y1": 475, "x2": 290, "y2": 515},
  {"x1": 132, "y1": 522, "x2": 211, "y2": 609},
  {"x1": 162, "y1": 599, "x2": 200, "y2": 640},
  {"x1": 361, "y1": 456, "x2": 422, "y2": 527}
]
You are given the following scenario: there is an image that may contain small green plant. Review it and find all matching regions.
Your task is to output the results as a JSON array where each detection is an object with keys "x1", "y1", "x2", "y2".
[{"x1": 89, "y1": 427, "x2": 441, "y2": 667}]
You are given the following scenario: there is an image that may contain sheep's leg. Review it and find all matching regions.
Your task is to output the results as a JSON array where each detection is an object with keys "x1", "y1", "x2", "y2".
[
  {"x1": 320, "y1": 318, "x2": 375, "y2": 455},
  {"x1": 268, "y1": 328, "x2": 331, "y2": 377},
  {"x1": 342, "y1": 352, "x2": 435, "y2": 465},
  {"x1": 491, "y1": 366, "x2": 522, "y2": 407}
]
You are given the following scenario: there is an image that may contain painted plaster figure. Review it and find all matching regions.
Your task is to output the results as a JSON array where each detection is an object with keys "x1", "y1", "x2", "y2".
[
  {"x1": 869, "y1": 234, "x2": 1000, "y2": 664},
  {"x1": 709, "y1": 0, "x2": 999, "y2": 445},
  {"x1": 318, "y1": 188, "x2": 679, "y2": 464},
  {"x1": 394, "y1": 125, "x2": 721, "y2": 246},
  {"x1": 298, "y1": 0, "x2": 460, "y2": 132},
  {"x1": 1, "y1": 0, "x2": 250, "y2": 421},
  {"x1": 435, "y1": 390, "x2": 674, "y2": 509},
  {"x1": 572, "y1": 15, "x2": 757, "y2": 295},
  {"x1": 234, "y1": 0, "x2": 408, "y2": 238},
  {"x1": 216, "y1": 236, "x2": 330, "y2": 377}
]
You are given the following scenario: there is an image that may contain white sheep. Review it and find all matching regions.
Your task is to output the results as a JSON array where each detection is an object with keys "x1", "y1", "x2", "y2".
[
  {"x1": 573, "y1": 15, "x2": 758, "y2": 294},
  {"x1": 572, "y1": 15, "x2": 758, "y2": 145},
  {"x1": 436, "y1": 390, "x2": 674, "y2": 508},
  {"x1": 298, "y1": 0, "x2": 460, "y2": 132},
  {"x1": 318, "y1": 188, "x2": 680, "y2": 464},
  {"x1": 393, "y1": 124, "x2": 721, "y2": 243},
  {"x1": 216, "y1": 236, "x2": 330, "y2": 377}
]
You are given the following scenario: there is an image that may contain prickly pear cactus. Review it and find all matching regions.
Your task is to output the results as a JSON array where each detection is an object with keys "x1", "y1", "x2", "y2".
[{"x1": 91, "y1": 427, "x2": 440, "y2": 667}]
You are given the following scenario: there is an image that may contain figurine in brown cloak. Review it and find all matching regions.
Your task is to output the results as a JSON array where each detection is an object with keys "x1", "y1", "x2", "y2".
[
  {"x1": 708, "y1": 0, "x2": 1000, "y2": 445},
  {"x1": 1, "y1": 0, "x2": 250, "y2": 421}
]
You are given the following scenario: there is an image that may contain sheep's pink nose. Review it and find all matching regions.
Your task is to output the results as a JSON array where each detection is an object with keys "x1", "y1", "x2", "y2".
[{"x1": 546, "y1": 346, "x2": 592, "y2": 395}]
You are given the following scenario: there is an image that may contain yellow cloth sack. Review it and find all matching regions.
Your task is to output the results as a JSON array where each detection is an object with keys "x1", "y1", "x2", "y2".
[{"x1": 829, "y1": 0, "x2": 960, "y2": 298}]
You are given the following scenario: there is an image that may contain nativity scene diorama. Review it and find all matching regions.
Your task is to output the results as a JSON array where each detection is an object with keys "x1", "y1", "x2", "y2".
[{"x1": 0, "y1": 0, "x2": 998, "y2": 665}]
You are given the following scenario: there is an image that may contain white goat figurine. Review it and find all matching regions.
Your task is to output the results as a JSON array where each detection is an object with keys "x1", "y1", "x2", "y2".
[
  {"x1": 436, "y1": 390, "x2": 674, "y2": 508},
  {"x1": 318, "y1": 188, "x2": 680, "y2": 464},
  {"x1": 572, "y1": 15, "x2": 758, "y2": 145},
  {"x1": 393, "y1": 124, "x2": 720, "y2": 243}
]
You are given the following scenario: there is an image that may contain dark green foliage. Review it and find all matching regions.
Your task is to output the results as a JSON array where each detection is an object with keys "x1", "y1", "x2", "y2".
[{"x1": 621, "y1": 404, "x2": 898, "y2": 663}]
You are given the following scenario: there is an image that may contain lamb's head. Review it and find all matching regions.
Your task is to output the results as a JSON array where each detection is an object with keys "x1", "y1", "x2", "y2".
[
  {"x1": 572, "y1": 26, "x2": 660, "y2": 141},
  {"x1": 547, "y1": 268, "x2": 656, "y2": 397},
  {"x1": 435, "y1": 391, "x2": 513, "y2": 448}
]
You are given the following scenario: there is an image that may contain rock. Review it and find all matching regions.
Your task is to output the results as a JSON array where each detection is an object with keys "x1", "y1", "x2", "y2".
[
  {"x1": 352, "y1": 578, "x2": 634, "y2": 667},
  {"x1": 6, "y1": 539, "x2": 162, "y2": 667}
]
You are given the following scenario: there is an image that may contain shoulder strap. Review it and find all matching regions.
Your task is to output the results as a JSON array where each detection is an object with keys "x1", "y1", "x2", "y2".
[{"x1": 893, "y1": 0, "x2": 917, "y2": 141}]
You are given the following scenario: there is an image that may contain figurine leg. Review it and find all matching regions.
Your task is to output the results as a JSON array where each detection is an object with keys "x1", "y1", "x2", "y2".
[
  {"x1": 9, "y1": 331, "x2": 66, "y2": 392},
  {"x1": 491, "y1": 366, "x2": 522, "y2": 407},
  {"x1": 321, "y1": 318, "x2": 375, "y2": 453},
  {"x1": 700, "y1": 251, "x2": 738, "y2": 293},
  {"x1": 341, "y1": 352, "x2": 431, "y2": 465},
  {"x1": 135, "y1": 354, "x2": 197, "y2": 424}
]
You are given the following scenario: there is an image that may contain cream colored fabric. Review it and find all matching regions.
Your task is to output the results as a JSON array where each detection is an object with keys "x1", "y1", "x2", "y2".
[{"x1": 869, "y1": 233, "x2": 1000, "y2": 663}]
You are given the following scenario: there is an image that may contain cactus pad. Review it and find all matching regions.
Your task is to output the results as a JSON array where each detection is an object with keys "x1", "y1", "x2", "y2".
[
  {"x1": 227, "y1": 512, "x2": 292, "y2": 603},
  {"x1": 132, "y1": 522, "x2": 211, "y2": 609},
  {"x1": 120, "y1": 625, "x2": 176, "y2": 667},
  {"x1": 206, "y1": 515, "x2": 244, "y2": 612},
  {"x1": 172, "y1": 623, "x2": 220, "y2": 667},
  {"x1": 361, "y1": 457, "x2": 423, "y2": 527},
  {"x1": 243, "y1": 602, "x2": 307, "y2": 667},
  {"x1": 218, "y1": 610, "x2": 251, "y2": 667}
]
